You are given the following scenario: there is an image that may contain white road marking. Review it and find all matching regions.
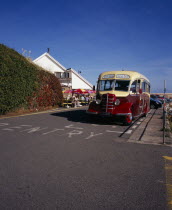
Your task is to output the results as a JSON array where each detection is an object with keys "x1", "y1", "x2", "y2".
[
  {"x1": 106, "y1": 130, "x2": 123, "y2": 133},
  {"x1": 2, "y1": 128, "x2": 14, "y2": 131},
  {"x1": 20, "y1": 125, "x2": 32, "y2": 127},
  {"x1": 137, "y1": 122, "x2": 141, "y2": 125},
  {"x1": 2, "y1": 125, "x2": 31, "y2": 131},
  {"x1": 42, "y1": 128, "x2": 64, "y2": 135},
  {"x1": 66, "y1": 130, "x2": 83, "y2": 138},
  {"x1": 85, "y1": 132, "x2": 103, "y2": 139},
  {"x1": 20, "y1": 127, "x2": 48, "y2": 133},
  {"x1": 126, "y1": 130, "x2": 132, "y2": 134},
  {"x1": 0, "y1": 120, "x2": 136, "y2": 139},
  {"x1": 91, "y1": 124, "x2": 99, "y2": 126},
  {"x1": 0, "y1": 123, "x2": 9, "y2": 126},
  {"x1": 132, "y1": 125, "x2": 137, "y2": 129},
  {"x1": 65, "y1": 124, "x2": 83, "y2": 129},
  {"x1": 10, "y1": 126, "x2": 21, "y2": 129}
]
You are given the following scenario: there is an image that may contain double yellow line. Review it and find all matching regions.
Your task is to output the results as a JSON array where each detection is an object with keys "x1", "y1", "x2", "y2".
[{"x1": 164, "y1": 156, "x2": 172, "y2": 209}]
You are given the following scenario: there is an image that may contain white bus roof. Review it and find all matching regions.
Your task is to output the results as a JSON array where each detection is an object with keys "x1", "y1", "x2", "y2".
[{"x1": 99, "y1": 70, "x2": 150, "y2": 83}]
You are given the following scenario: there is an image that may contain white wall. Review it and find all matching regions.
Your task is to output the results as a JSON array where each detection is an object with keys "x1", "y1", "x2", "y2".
[
  {"x1": 72, "y1": 73, "x2": 92, "y2": 89},
  {"x1": 34, "y1": 55, "x2": 64, "y2": 73},
  {"x1": 33, "y1": 54, "x2": 93, "y2": 89}
]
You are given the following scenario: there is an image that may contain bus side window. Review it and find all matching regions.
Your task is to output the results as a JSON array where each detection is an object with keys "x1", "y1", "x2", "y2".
[
  {"x1": 145, "y1": 83, "x2": 148, "y2": 92},
  {"x1": 136, "y1": 80, "x2": 141, "y2": 92},
  {"x1": 145, "y1": 83, "x2": 150, "y2": 93},
  {"x1": 148, "y1": 83, "x2": 150, "y2": 93},
  {"x1": 130, "y1": 80, "x2": 137, "y2": 93},
  {"x1": 142, "y1": 82, "x2": 146, "y2": 92}
]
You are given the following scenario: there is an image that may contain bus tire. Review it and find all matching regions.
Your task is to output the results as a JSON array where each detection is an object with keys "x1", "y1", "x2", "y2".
[
  {"x1": 143, "y1": 105, "x2": 148, "y2": 117},
  {"x1": 123, "y1": 114, "x2": 132, "y2": 126},
  {"x1": 143, "y1": 112, "x2": 148, "y2": 117}
]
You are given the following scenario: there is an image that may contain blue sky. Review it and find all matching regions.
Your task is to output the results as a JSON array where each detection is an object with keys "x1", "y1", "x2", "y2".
[{"x1": 1, "y1": 0, "x2": 172, "y2": 92}]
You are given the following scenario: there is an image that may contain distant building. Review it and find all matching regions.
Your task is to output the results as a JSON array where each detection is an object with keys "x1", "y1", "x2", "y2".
[{"x1": 33, "y1": 52, "x2": 93, "y2": 91}]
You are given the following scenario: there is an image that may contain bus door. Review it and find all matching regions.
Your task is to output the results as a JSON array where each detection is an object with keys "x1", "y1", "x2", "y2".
[
  {"x1": 130, "y1": 80, "x2": 140, "y2": 117},
  {"x1": 141, "y1": 81, "x2": 150, "y2": 113},
  {"x1": 138, "y1": 80, "x2": 144, "y2": 115}
]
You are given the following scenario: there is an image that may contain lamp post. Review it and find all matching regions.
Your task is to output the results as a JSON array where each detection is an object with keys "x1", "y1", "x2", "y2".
[{"x1": 66, "y1": 69, "x2": 71, "y2": 108}]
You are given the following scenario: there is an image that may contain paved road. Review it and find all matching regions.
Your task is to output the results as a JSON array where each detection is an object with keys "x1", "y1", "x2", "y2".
[{"x1": 0, "y1": 108, "x2": 171, "y2": 209}]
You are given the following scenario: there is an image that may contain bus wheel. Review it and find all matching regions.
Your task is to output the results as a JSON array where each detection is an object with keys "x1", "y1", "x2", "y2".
[
  {"x1": 123, "y1": 114, "x2": 132, "y2": 126},
  {"x1": 143, "y1": 112, "x2": 148, "y2": 117},
  {"x1": 143, "y1": 105, "x2": 148, "y2": 117}
]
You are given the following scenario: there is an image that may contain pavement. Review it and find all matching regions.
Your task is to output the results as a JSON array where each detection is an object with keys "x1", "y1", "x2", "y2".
[{"x1": 129, "y1": 108, "x2": 172, "y2": 146}]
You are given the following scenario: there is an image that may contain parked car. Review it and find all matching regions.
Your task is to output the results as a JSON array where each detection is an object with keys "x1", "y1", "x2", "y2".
[
  {"x1": 150, "y1": 97, "x2": 162, "y2": 109},
  {"x1": 157, "y1": 97, "x2": 170, "y2": 104},
  {"x1": 150, "y1": 94, "x2": 171, "y2": 103},
  {"x1": 150, "y1": 94, "x2": 160, "y2": 99},
  {"x1": 156, "y1": 97, "x2": 164, "y2": 104},
  {"x1": 165, "y1": 98, "x2": 170, "y2": 103}
]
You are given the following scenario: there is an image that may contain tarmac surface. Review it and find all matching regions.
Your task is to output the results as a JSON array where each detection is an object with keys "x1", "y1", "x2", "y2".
[{"x1": 0, "y1": 106, "x2": 172, "y2": 209}]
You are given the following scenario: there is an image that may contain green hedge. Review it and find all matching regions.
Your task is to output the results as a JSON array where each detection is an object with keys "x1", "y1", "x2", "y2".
[
  {"x1": 27, "y1": 69, "x2": 63, "y2": 109},
  {"x1": 0, "y1": 44, "x2": 63, "y2": 114}
]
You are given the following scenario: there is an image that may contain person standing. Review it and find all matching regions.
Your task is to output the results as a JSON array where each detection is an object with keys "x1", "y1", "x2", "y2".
[
  {"x1": 85, "y1": 95, "x2": 89, "y2": 105},
  {"x1": 72, "y1": 95, "x2": 76, "y2": 107}
]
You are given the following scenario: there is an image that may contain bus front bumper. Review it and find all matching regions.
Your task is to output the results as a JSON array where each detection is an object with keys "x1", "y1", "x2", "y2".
[{"x1": 86, "y1": 110, "x2": 132, "y2": 117}]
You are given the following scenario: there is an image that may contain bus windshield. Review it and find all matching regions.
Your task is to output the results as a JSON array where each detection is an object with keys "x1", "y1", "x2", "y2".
[{"x1": 98, "y1": 80, "x2": 130, "y2": 91}]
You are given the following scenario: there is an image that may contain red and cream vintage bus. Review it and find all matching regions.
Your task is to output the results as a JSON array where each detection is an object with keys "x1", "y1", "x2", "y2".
[{"x1": 87, "y1": 70, "x2": 150, "y2": 125}]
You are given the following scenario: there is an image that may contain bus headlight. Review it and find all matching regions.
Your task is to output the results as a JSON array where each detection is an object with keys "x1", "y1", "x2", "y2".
[
  {"x1": 115, "y1": 99, "x2": 120, "y2": 105},
  {"x1": 96, "y1": 99, "x2": 101, "y2": 104}
]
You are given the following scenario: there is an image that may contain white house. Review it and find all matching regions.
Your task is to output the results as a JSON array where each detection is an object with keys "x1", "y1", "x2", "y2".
[{"x1": 33, "y1": 52, "x2": 93, "y2": 90}]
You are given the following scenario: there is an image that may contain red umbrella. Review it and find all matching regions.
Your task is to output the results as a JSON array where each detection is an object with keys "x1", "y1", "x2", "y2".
[
  {"x1": 73, "y1": 89, "x2": 85, "y2": 94},
  {"x1": 63, "y1": 89, "x2": 72, "y2": 93},
  {"x1": 88, "y1": 90, "x2": 96, "y2": 93},
  {"x1": 83, "y1": 89, "x2": 89, "y2": 94}
]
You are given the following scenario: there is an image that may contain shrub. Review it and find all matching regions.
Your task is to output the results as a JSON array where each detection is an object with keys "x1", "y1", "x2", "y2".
[
  {"x1": 0, "y1": 44, "x2": 38, "y2": 114},
  {"x1": 27, "y1": 69, "x2": 63, "y2": 110},
  {"x1": 168, "y1": 115, "x2": 172, "y2": 132},
  {"x1": 0, "y1": 44, "x2": 63, "y2": 114}
]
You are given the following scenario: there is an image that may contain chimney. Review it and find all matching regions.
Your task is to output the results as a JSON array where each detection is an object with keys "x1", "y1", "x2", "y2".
[{"x1": 47, "y1": 48, "x2": 50, "y2": 54}]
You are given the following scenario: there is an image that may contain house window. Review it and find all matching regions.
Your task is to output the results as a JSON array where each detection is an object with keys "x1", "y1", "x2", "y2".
[
  {"x1": 55, "y1": 72, "x2": 61, "y2": 78},
  {"x1": 55, "y1": 72, "x2": 70, "y2": 79},
  {"x1": 65, "y1": 72, "x2": 70, "y2": 78}
]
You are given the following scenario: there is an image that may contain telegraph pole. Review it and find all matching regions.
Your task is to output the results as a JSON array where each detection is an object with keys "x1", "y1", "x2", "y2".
[{"x1": 163, "y1": 80, "x2": 166, "y2": 144}]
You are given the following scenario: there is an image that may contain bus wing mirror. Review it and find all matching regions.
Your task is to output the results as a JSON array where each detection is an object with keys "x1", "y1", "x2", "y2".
[{"x1": 139, "y1": 89, "x2": 143, "y2": 94}]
